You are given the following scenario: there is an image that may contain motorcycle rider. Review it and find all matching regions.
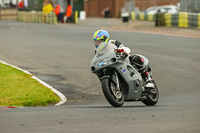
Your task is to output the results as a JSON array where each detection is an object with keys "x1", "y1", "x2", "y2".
[{"x1": 92, "y1": 30, "x2": 151, "y2": 81}]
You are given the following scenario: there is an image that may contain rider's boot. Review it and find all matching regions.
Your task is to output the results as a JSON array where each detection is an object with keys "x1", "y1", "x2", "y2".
[{"x1": 142, "y1": 71, "x2": 152, "y2": 82}]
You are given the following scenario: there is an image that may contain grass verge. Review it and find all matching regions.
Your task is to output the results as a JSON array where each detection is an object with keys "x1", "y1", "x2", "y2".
[{"x1": 0, "y1": 62, "x2": 61, "y2": 106}]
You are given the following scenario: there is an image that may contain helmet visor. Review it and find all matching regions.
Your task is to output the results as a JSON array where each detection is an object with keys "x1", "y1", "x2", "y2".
[{"x1": 94, "y1": 40, "x2": 103, "y2": 48}]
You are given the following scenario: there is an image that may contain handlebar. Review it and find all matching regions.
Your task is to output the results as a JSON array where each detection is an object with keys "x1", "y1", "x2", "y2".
[{"x1": 115, "y1": 49, "x2": 128, "y2": 58}]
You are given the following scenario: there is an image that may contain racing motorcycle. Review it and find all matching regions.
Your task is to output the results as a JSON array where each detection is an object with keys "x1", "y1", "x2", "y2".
[{"x1": 90, "y1": 42, "x2": 159, "y2": 107}]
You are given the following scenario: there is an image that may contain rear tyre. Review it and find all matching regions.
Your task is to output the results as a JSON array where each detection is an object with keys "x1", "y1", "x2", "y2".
[
  {"x1": 101, "y1": 78, "x2": 124, "y2": 107},
  {"x1": 142, "y1": 80, "x2": 159, "y2": 106}
]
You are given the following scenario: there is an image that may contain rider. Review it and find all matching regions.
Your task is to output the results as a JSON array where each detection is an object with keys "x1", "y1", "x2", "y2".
[{"x1": 92, "y1": 30, "x2": 151, "y2": 81}]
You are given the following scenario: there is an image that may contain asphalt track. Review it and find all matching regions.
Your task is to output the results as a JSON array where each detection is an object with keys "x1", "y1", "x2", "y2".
[{"x1": 0, "y1": 19, "x2": 200, "y2": 133}]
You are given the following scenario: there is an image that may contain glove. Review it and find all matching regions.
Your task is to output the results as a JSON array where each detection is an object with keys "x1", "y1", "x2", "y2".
[
  {"x1": 122, "y1": 47, "x2": 131, "y2": 54},
  {"x1": 122, "y1": 51, "x2": 128, "y2": 58}
]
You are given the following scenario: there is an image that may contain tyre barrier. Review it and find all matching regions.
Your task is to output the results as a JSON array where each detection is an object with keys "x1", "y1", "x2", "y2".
[
  {"x1": 155, "y1": 13, "x2": 165, "y2": 26},
  {"x1": 147, "y1": 14, "x2": 154, "y2": 21},
  {"x1": 164, "y1": 12, "x2": 200, "y2": 29},
  {"x1": 17, "y1": 11, "x2": 57, "y2": 24},
  {"x1": 130, "y1": 12, "x2": 155, "y2": 22},
  {"x1": 45, "y1": 12, "x2": 57, "y2": 24},
  {"x1": 131, "y1": 12, "x2": 136, "y2": 20},
  {"x1": 139, "y1": 12, "x2": 145, "y2": 21},
  {"x1": 188, "y1": 13, "x2": 199, "y2": 28},
  {"x1": 179, "y1": 12, "x2": 188, "y2": 27},
  {"x1": 70, "y1": 11, "x2": 79, "y2": 24},
  {"x1": 171, "y1": 14, "x2": 179, "y2": 27},
  {"x1": 128, "y1": 12, "x2": 200, "y2": 29},
  {"x1": 164, "y1": 13, "x2": 172, "y2": 27},
  {"x1": 75, "y1": 11, "x2": 78, "y2": 24}
]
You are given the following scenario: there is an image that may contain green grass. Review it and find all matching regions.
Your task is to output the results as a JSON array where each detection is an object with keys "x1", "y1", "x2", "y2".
[{"x1": 0, "y1": 62, "x2": 61, "y2": 107}]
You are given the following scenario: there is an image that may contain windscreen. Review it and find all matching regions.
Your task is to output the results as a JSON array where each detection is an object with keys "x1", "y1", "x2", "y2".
[{"x1": 95, "y1": 42, "x2": 117, "y2": 57}]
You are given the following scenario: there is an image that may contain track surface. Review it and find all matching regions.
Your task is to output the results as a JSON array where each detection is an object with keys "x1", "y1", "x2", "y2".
[{"x1": 0, "y1": 19, "x2": 200, "y2": 133}]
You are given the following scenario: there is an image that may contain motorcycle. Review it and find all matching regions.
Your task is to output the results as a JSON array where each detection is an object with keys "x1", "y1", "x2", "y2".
[{"x1": 90, "y1": 42, "x2": 159, "y2": 107}]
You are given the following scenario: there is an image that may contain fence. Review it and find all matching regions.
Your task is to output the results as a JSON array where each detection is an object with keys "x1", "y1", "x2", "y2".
[
  {"x1": 17, "y1": 11, "x2": 57, "y2": 24},
  {"x1": 180, "y1": 0, "x2": 200, "y2": 13}
]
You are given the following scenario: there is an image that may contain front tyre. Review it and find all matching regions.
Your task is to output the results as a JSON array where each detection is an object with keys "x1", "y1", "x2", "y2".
[{"x1": 101, "y1": 78, "x2": 124, "y2": 107}]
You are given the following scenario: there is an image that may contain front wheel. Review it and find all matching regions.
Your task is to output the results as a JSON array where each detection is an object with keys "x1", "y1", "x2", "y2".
[
  {"x1": 101, "y1": 78, "x2": 124, "y2": 107},
  {"x1": 142, "y1": 80, "x2": 159, "y2": 106}
]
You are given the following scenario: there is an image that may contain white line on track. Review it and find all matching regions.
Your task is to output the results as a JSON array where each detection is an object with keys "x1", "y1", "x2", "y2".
[{"x1": 0, "y1": 60, "x2": 67, "y2": 106}]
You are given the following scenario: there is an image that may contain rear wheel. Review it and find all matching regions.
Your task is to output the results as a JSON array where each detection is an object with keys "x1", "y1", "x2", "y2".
[
  {"x1": 101, "y1": 78, "x2": 124, "y2": 107},
  {"x1": 142, "y1": 80, "x2": 159, "y2": 106}
]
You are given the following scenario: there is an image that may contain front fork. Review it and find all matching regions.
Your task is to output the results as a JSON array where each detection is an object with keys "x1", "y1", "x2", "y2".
[
  {"x1": 100, "y1": 69, "x2": 120, "y2": 91},
  {"x1": 113, "y1": 71, "x2": 120, "y2": 91}
]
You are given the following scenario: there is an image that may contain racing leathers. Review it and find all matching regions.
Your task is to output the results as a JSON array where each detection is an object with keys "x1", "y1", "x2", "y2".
[{"x1": 95, "y1": 40, "x2": 151, "y2": 81}]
